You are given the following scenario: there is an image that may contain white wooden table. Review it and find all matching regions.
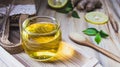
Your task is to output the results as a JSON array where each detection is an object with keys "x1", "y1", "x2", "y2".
[{"x1": 0, "y1": 0, "x2": 120, "y2": 67}]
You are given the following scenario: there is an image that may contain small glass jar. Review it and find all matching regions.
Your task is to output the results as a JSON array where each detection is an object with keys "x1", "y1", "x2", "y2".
[{"x1": 21, "y1": 16, "x2": 62, "y2": 61}]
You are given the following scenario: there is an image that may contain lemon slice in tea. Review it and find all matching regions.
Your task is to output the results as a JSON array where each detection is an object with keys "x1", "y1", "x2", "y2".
[
  {"x1": 48, "y1": 0, "x2": 68, "y2": 9},
  {"x1": 85, "y1": 12, "x2": 108, "y2": 25}
]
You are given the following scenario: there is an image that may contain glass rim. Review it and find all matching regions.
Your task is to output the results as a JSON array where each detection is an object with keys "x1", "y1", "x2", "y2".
[{"x1": 22, "y1": 16, "x2": 60, "y2": 36}]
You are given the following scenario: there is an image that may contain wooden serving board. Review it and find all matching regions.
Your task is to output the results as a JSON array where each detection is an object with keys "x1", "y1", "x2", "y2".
[{"x1": 12, "y1": 42, "x2": 102, "y2": 67}]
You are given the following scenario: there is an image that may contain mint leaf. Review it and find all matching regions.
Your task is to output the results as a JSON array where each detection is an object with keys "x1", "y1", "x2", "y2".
[
  {"x1": 83, "y1": 28, "x2": 98, "y2": 36},
  {"x1": 66, "y1": 0, "x2": 73, "y2": 9},
  {"x1": 72, "y1": 11, "x2": 80, "y2": 18},
  {"x1": 83, "y1": 28, "x2": 109, "y2": 44},
  {"x1": 57, "y1": 7, "x2": 73, "y2": 13},
  {"x1": 57, "y1": 0, "x2": 73, "y2": 13},
  {"x1": 95, "y1": 33, "x2": 102, "y2": 44},
  {"x1": 99, "y1": 30, "x2": 109, "y2": 38},
  {"x1": 56, "y1": 0, "x2": 79, "y2": 18}
]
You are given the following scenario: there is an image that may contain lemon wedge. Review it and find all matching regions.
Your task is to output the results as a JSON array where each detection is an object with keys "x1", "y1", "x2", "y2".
[
  {"x1": 48, "y1": 0, "x2": 68, "y2": 9},
  {"x1": 85, "y1": 12, "x2": 108, "y2": 25}
]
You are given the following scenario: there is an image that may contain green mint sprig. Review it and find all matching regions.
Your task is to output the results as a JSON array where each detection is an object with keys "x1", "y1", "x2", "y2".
[
  {"x1": 56, "y1": 0, "x2": 80, "y2": 18},
  {"x1": 83, "y1": 28, "x2": 109, "y2": 44}
]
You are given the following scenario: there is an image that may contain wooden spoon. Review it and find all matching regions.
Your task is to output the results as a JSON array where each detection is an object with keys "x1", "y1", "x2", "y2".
[{"x1": 69, "y1": 32, "x2": 120, "y2": 63}]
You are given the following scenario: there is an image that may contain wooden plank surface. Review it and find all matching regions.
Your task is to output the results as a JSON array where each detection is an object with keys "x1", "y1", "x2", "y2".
[
  {"x1": 0, "y1": 0, "x2": 120, "y2": 67},
  {"x1": 0, "y1": 46, "x2": 24, "y2": 67}
]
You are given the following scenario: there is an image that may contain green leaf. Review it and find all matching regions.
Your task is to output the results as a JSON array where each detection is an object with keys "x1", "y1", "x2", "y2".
[
  {"x1": 72, "y1": 11, "x2": 80, "y2": 18},
  {"x1": 83, "y1": 28, "x2": 98, "y2": 36},
  {"x1": 66, "y1": 0, "x2": 73, "y2": 9},
  {"x1": 56, "y1": 0, "x2": 73, "y2": 14},
  {"x1": 99, "y1": 30, "x2": 109, "y2": 38},
  {"x1": 56, "y1": 0, "x2": 80, "y2": 18},
  {"x1": 95, "y1": 33, "x2": 102, "y2": 44},
  {"x1": 57, "y1": 7, "x2": 73, "y2": 13},
  {"x1": 83, "y1": 28, "x2": 109, "y2": 44}
]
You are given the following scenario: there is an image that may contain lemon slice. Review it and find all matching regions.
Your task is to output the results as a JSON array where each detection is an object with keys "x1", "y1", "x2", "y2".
[
  {"x1": 48, "y1": 0, "x2": 68, "y2": 9},
  {"x1": 85, "y1": 12, "x2": 108, "y2": 25}
]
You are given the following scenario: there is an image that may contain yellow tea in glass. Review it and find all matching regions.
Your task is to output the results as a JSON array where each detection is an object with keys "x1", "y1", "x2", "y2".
[{"x1": 22, "y1": 16, "x2": 61, "y2": 61}]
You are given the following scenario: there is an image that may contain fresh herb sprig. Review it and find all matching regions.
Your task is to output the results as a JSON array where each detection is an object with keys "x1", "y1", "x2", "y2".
[
  {"x1": 83, "y1": 28, "x2": 109, "y2": 44},
  {"x1": 56, "y1": 0, "x2": 80, "y2": 18}
]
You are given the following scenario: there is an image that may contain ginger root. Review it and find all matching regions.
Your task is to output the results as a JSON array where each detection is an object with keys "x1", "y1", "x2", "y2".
[{"x1": 72, "y1": 0, "x2": 102, "y2": 12}]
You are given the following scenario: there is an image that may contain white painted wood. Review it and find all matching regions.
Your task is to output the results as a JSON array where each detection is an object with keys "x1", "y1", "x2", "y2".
[{"x1": 0, "y1": 47, "x2": 25, "y2": 67}]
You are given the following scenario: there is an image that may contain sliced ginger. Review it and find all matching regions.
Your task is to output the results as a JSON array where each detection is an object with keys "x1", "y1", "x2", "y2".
[{"x1": 71, "y1": 0, "x2": 102, "y2": 12}]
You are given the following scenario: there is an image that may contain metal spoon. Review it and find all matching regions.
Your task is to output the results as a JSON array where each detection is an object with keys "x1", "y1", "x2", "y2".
[{"x1": 69, "y1": 32, "x2": 120, "y2": 63}]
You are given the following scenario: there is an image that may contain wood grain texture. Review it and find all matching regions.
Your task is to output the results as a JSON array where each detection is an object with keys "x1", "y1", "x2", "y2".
[
  {"x1": 0, "y1": 46, "x2": 24, "y2": 67},
  {"x1": 1, "y1": 0, "x2": 120, "y2": 67},
  {"x1": 13, "y1": 42, "x2": 100, "y2": 67}
]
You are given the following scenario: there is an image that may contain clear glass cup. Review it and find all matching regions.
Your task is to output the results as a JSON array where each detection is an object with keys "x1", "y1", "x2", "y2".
[{"x1": 21, "y1": 16, "x2": 62, "y2": 61}]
